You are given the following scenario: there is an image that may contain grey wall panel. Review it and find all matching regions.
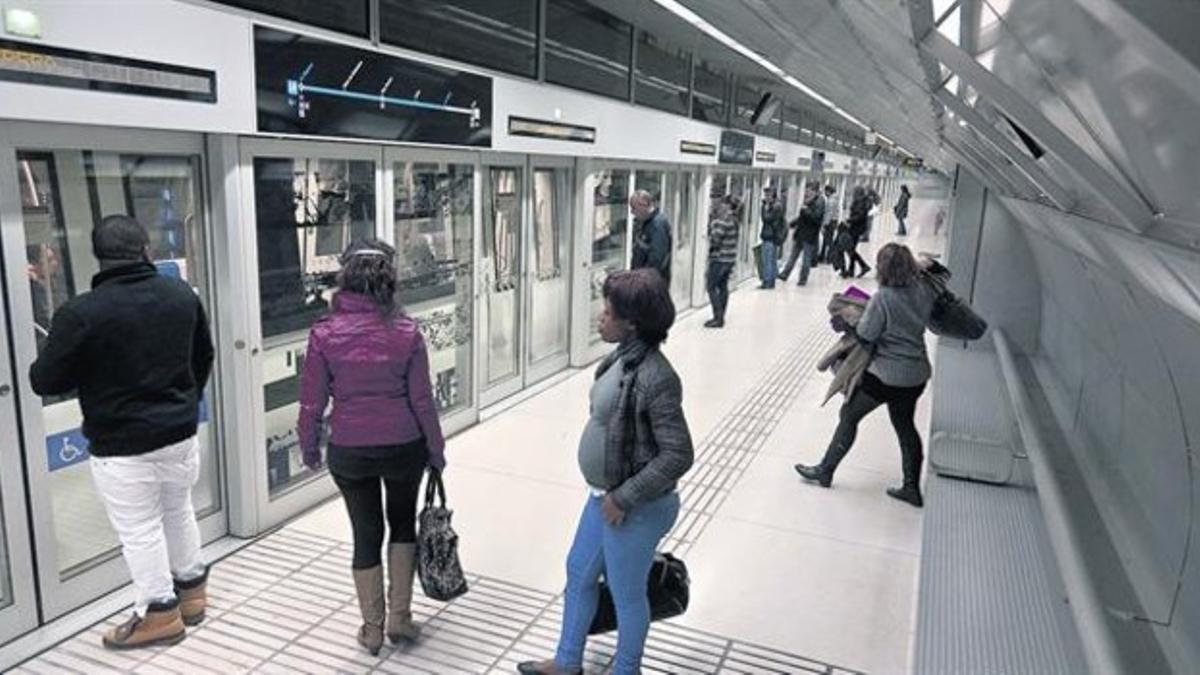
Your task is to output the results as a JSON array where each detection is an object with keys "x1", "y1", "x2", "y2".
[
  {"x1": 944, "y1": 167, "x2": 988, "y2": 300},
  {"x1": 971, "y1": 190, "x2": 1042, "y2": 353}
]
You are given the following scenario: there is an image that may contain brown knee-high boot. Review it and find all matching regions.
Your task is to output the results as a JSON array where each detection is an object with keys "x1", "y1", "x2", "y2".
[
  {"x1": 386, "y1": 543, "x2": 421, "y2": 643},
  {"x1": 352, "y1": 566, "x2": 386, "y2": 655}
]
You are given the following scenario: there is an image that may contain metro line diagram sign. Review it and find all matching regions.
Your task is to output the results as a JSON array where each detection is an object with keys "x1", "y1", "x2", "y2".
[{"x1": 255, "y1": 26, "x2": 492, "y2": 147}]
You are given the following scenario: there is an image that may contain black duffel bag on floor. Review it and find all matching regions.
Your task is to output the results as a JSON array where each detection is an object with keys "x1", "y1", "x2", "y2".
[
  {"x1": 416, "y1": 469, "x2": 469, "y2": 601},
  {"x1": 588, "y1": 552, "x2": 689, "y2": 635}
]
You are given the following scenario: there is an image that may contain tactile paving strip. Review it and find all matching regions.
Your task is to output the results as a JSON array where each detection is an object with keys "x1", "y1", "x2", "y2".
[
  {"x1": 15, "y1": 529, "x2": 861, "y2": 674},
  {"x1": 665, "y1": 320, "x2": 835, "y2": 556}
]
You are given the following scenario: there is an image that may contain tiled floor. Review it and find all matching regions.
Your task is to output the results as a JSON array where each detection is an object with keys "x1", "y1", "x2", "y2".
[{"x1": 17, "y1": 212, "x2": 945, "y2": 674}]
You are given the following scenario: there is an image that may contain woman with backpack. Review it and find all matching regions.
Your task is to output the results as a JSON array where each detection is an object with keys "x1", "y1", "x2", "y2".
[
  {"x1": 519, "y1": 269, "x2": 695, "y2": 675},
  {"x1": 296, "y1": 239, "x2": 446, "y2": 655}
]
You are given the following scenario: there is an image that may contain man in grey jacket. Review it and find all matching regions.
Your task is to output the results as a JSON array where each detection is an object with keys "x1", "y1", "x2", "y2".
[{"x1": 629, "y1": 190, "x2": 672, "y2": 284}]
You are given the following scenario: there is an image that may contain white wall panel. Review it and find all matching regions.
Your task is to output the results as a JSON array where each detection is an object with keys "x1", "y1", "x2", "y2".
[{"x1": 0, "y1": 0, "x2": 254, "y2": 134}]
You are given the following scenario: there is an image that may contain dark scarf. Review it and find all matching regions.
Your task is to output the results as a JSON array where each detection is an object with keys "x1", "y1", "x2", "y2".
[{"x1": 616, "y1": 337, "x2": 652, "y2": 371}]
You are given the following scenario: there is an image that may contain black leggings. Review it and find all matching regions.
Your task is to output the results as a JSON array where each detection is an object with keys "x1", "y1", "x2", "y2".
[
  {"x1": 329, "y1": 440, "x2": 427, "y2": 569},
  {"x1": 846, "y1": 241, "x2": 870, "y2": 276},
  {"x1": 818, "y1": 373, "x2": 925, "y2": 485}
]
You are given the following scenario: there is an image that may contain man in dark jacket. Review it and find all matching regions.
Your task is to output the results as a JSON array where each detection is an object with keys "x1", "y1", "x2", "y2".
[
  {"x1": 779, "y1": 180, "x2": 826, "y2": 285},
  {"x1": 757, "y1": 186, "x2": 786, "y2": 289},
  {"x1": 30, "y1": 215, "x2": 214, "y2": 650},
  {"x1": 629, "y1": 190, "x2": 672, "y2": 284}
]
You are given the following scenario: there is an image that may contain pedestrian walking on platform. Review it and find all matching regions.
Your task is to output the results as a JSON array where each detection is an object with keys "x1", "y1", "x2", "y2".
[
  {"x1": 297, "y1": 239, "x2": 446, "y2": 655},
  {"x1": 757, "y1": 186, "x2": 787, "y2": 288},
  {"x1": 30, "y1": 215, "x2": 214, "y2": 650},
  {"x1": 520, "y1": 269, "x2": 694, "y2": 675},
  {"x1": 779, "y1": 180, "x2": 826, "y2": 285},
  {"x1": 796, "y1": 244, "x2": 939, "y2": 507},
  {"x1": 894, "y1": 185, "x2": 911, "y2": 236}
]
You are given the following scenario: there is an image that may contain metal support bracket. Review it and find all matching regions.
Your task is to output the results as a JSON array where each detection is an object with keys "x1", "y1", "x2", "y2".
[
  {"x1": 920, "y1": 29, "x2": 1153, "y2": 232},
  {"x1": 935, "y1": 88, "x2": 1075, "y2": 209}
]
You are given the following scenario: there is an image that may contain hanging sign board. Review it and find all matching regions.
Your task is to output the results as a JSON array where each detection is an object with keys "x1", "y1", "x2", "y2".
[
  {"x1": 718, "y1": 130, "x2": 754, "y2": 165},
  {"x1": 255, "y1": 26, "x2": 492, "y2": 147},
  {"x1": 0, "y1": 37, "x2": 216, "y2": 102}
]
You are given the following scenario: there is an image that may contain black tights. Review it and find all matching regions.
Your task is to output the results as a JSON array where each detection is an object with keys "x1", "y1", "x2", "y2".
[
  {"x1": 819, "y1": 373, "x2": 925, "y2": 486},
  {"x1": 329, "y1": 441, "x2": 427, "y2": 569},
  {"x1": 846, "y1": 241, "x2": 870, "y2": 276}
]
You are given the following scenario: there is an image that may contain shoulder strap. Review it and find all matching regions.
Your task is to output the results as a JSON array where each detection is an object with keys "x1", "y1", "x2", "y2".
[{"x1": 424, "y1": 468, "x2": 447, "y2": 508}]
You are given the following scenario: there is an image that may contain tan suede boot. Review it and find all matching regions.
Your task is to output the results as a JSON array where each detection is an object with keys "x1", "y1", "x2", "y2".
[
  {"x1": 352, "y1": 566, "x2": 386, "y2": 655},
  {"x1": 174, "y1": 566, "x2": 208, "y2": 626},
  {"x1": 102, "y1": 599, "x2": 187, "y2": 650},
  {"x1": 386, "y1": 543, "x2": 421, "y2": 644}
]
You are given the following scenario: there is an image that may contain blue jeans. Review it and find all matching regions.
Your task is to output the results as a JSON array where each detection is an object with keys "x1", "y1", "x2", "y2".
[
  {"x1": 555, "y1": 491, "x2": 681, "y2": 674},
  {"x1": 759, "y1": 241, "x2": 778, "y2": 287}
]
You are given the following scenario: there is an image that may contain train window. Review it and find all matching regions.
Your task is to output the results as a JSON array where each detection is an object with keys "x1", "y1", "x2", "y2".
[
  {"x1": 691, "y1": 60, "x2": 727, "y2": 124},
  {"x1": 634, "y1": 30, "x2": 691, "y2": 116},
  {"x1": 732, "y1": 82, "x2": 758, "y2": 132},
  {"x1": 213, "y1": 0, "x2": 369, "y2": 38},
  {"x1": 380, "y1": 0, "x2": 538, "y2": 78},
  {"x1": 545, "y1": 0, "x2": 633, "y2": 101}
]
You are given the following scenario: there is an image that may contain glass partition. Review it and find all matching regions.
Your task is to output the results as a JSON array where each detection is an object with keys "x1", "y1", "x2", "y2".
[
  {"x1": 252, "y1": 156, "x2": 375, "y2": 497},
  {"x1": 380, "y1": 0, "x2": 537, "y2": 78},
  {"x1": 546, "y1": 0, "x2": 632, "y2": 101},
  {"x1": 671, "y1": 171, "x2": 696, "y2": 305},
  {"x1": 529, "y1": 166, "x2": 572, "y2": 367},
  {"x1": 482, "y1": 166, "x2": 524, "y2": 388},
  {"x1": 15, "y1": 148, "x2": 218, "y2": 575},
  {"x1": 589, "y1": 169, "x2": 630, "y2": 344},
  {"x1": 393, "y1": 161, "x2": 475, "y2": 414}
]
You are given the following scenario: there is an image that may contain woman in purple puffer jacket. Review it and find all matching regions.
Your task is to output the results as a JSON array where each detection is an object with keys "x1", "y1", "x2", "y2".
[{"x1": 297, "y1": 239, "x2": 446, "y2": 655}]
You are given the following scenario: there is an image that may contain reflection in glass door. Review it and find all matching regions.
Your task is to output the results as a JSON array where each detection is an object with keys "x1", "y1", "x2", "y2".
[
  {"x1": 526, "y1": 162, "x2": 573, "y2": 381},
  {"x1": 671, "y1": 171, "x2": 697, "y2": 307},
  {"x1": 393, "y1": 159, "x2": 475, "y2": 422},
  {"x1": 589, "y1": 169, "x2": 630, "y2": 346},
  {"x1": 482, "y1": 164, "x2": 524, "y2": 403},
  {"x1": 0, "y1": 125, "x2": 224, "y2": 619}
]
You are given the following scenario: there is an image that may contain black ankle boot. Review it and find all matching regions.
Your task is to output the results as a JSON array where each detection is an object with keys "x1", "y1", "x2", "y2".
[
  {"x1": 886, "y1": 485, "x2": 923, "y2": 507},
  {"x1": 794, "y1": 463, "x2": 832, "y2": 488}
]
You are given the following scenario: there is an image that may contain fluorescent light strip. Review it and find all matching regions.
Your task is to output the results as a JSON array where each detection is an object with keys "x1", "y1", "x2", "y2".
[{"x1": 652, "y1": 0, "x2": 870, "y2": 131}]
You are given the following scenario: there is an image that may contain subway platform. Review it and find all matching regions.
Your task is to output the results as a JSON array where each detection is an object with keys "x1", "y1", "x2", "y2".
[{"x1": 11, "y1": 217, "x2": 945, "y2": 675}]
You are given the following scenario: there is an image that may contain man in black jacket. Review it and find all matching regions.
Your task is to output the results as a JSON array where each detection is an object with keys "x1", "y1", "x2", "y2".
[
  {"x1": 30, "y1": 215, "x2": 214, "y2": 650},
  {"x1": 629, "y1": 190, "x2": 673, "y2": 284},
  {"x1": 779, "y1": 180, "x2": 826, "y2": 285},
  {"x1": 757, "y1": 186, "x2": 787, "y2": 289}
]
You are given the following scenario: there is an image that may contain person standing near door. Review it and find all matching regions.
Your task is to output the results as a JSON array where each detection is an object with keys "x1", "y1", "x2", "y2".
[
  {"x1": 297, "y1": 239, "x2": 447, "y2": 656},
  {"x1": 704, "y1": 195, "x2": 741, "y2": 328},
  {"x1": 894, "y1": 185, "x2": 911, "y2": 236},
  {"x1": 629, "y1": 189, "x2": 672, "y2": 285},
  {"x1": 29, "y1": 215, "x2": 214, "y2": 650},
  {"x1": 757, "y1": 186, "x2": 786, "y2": 289}
]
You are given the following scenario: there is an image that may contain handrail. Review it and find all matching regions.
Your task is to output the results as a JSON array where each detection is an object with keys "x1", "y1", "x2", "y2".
[{"x1": 992, "y1": 329, "x2": 1124, "y2": 675}]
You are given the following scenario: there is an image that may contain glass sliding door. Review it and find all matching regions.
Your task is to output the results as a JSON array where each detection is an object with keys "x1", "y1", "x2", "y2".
[
  {"x1": 526, "y1": 158, "x2": 573, "y2": 382},
  {"x1": 0, "y1": 123, "x2": 224, "y2": 619},
  {"x1": 481, "y1": 162, "x2": 525, "y2": 404},
  {"x1": 671, "y1": 170, "x2": 697, "y2": 307},
  {"x1": 391, "y1": 155, "x2": 476, "y2": 427},
  {"x1": 239, "y1": 138, "x2": 381, "y2": 529},
  {"x1": 588, "y1": 168, "x2": 630, "y2": 347}
]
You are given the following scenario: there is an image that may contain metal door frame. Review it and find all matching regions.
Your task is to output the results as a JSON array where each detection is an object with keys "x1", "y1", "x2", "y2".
[
  {"x1": 235, "y1": 136, "x2": 385, "y2": 532},
  {"x1": 573, "y1": 159, "x2": 635, "y2": 365},
  {"x1": 691, "y1": 168, "x2": 715, "y2": 309},
  {"x1": 0, "y1": 121, "x2": 226, "y2": 619},
  {"x1": 524, "y1": 154, "x2": 575, "y2": 387},
  {"x1": 0, "y1": 204, "x2": 38, "y2": 643}
]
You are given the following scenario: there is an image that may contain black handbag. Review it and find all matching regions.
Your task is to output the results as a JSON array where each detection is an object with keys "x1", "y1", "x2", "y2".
[
  {"x1": 588, "y1": 552, "x2": 689, "y2": 635},
  {"x1": 923, "y1": 263, "x2": 987, "y2": 340},
  {"x1": 416, "y1": 469, "x2": 469, "y2": 601}
]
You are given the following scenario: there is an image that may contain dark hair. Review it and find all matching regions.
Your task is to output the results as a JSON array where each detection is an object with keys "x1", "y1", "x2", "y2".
[
  {"x1": 876, "y1": 243, "x2": 921, "y2": 287},
  {"x1": 722, "y1": 194, "x2": 742, "y2": 212},
  {"x1": 93, "y1": 214, "x2": 149, "y2": 262},
  {"x1": 824, "y1": 184, "x2": 836, "y2": 194},
  {"x1": 603, "y1": 268, "x2": 675, "y2": 346},
  {"x1": 338, "y1": 238, "x2": 399, "y2": 317},
  {"x1": 805, "y1": 180, "x2": 821, "y2": 191}
]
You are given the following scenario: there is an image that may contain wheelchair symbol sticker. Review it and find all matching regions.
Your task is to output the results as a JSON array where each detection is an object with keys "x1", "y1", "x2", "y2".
[{"x1": 46, "y1": 428, "x2": 91, "y2": 472}]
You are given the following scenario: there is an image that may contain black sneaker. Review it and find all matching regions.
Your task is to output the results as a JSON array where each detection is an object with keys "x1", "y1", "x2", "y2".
[
  {"x1": 794, "y1": 463, "x2": 832, "y2": 487},
  {"x1": 704, "y1": 318, "x2": 724, "y2": 328}
]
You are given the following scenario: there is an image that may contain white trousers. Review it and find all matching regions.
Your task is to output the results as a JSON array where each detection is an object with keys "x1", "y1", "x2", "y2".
[{"x1": 90, "y1": 435, "x2": 206, "y2": 616}]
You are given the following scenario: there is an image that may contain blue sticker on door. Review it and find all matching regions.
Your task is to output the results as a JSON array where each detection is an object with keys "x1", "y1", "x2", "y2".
[{"x1": 45, "y1": 398, "x2": 209, "y2": 472}]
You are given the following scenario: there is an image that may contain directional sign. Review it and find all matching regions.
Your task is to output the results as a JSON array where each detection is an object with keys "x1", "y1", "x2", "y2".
[{"x1": 255, "y1": 26, "x2": 492, "y2": 147}]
